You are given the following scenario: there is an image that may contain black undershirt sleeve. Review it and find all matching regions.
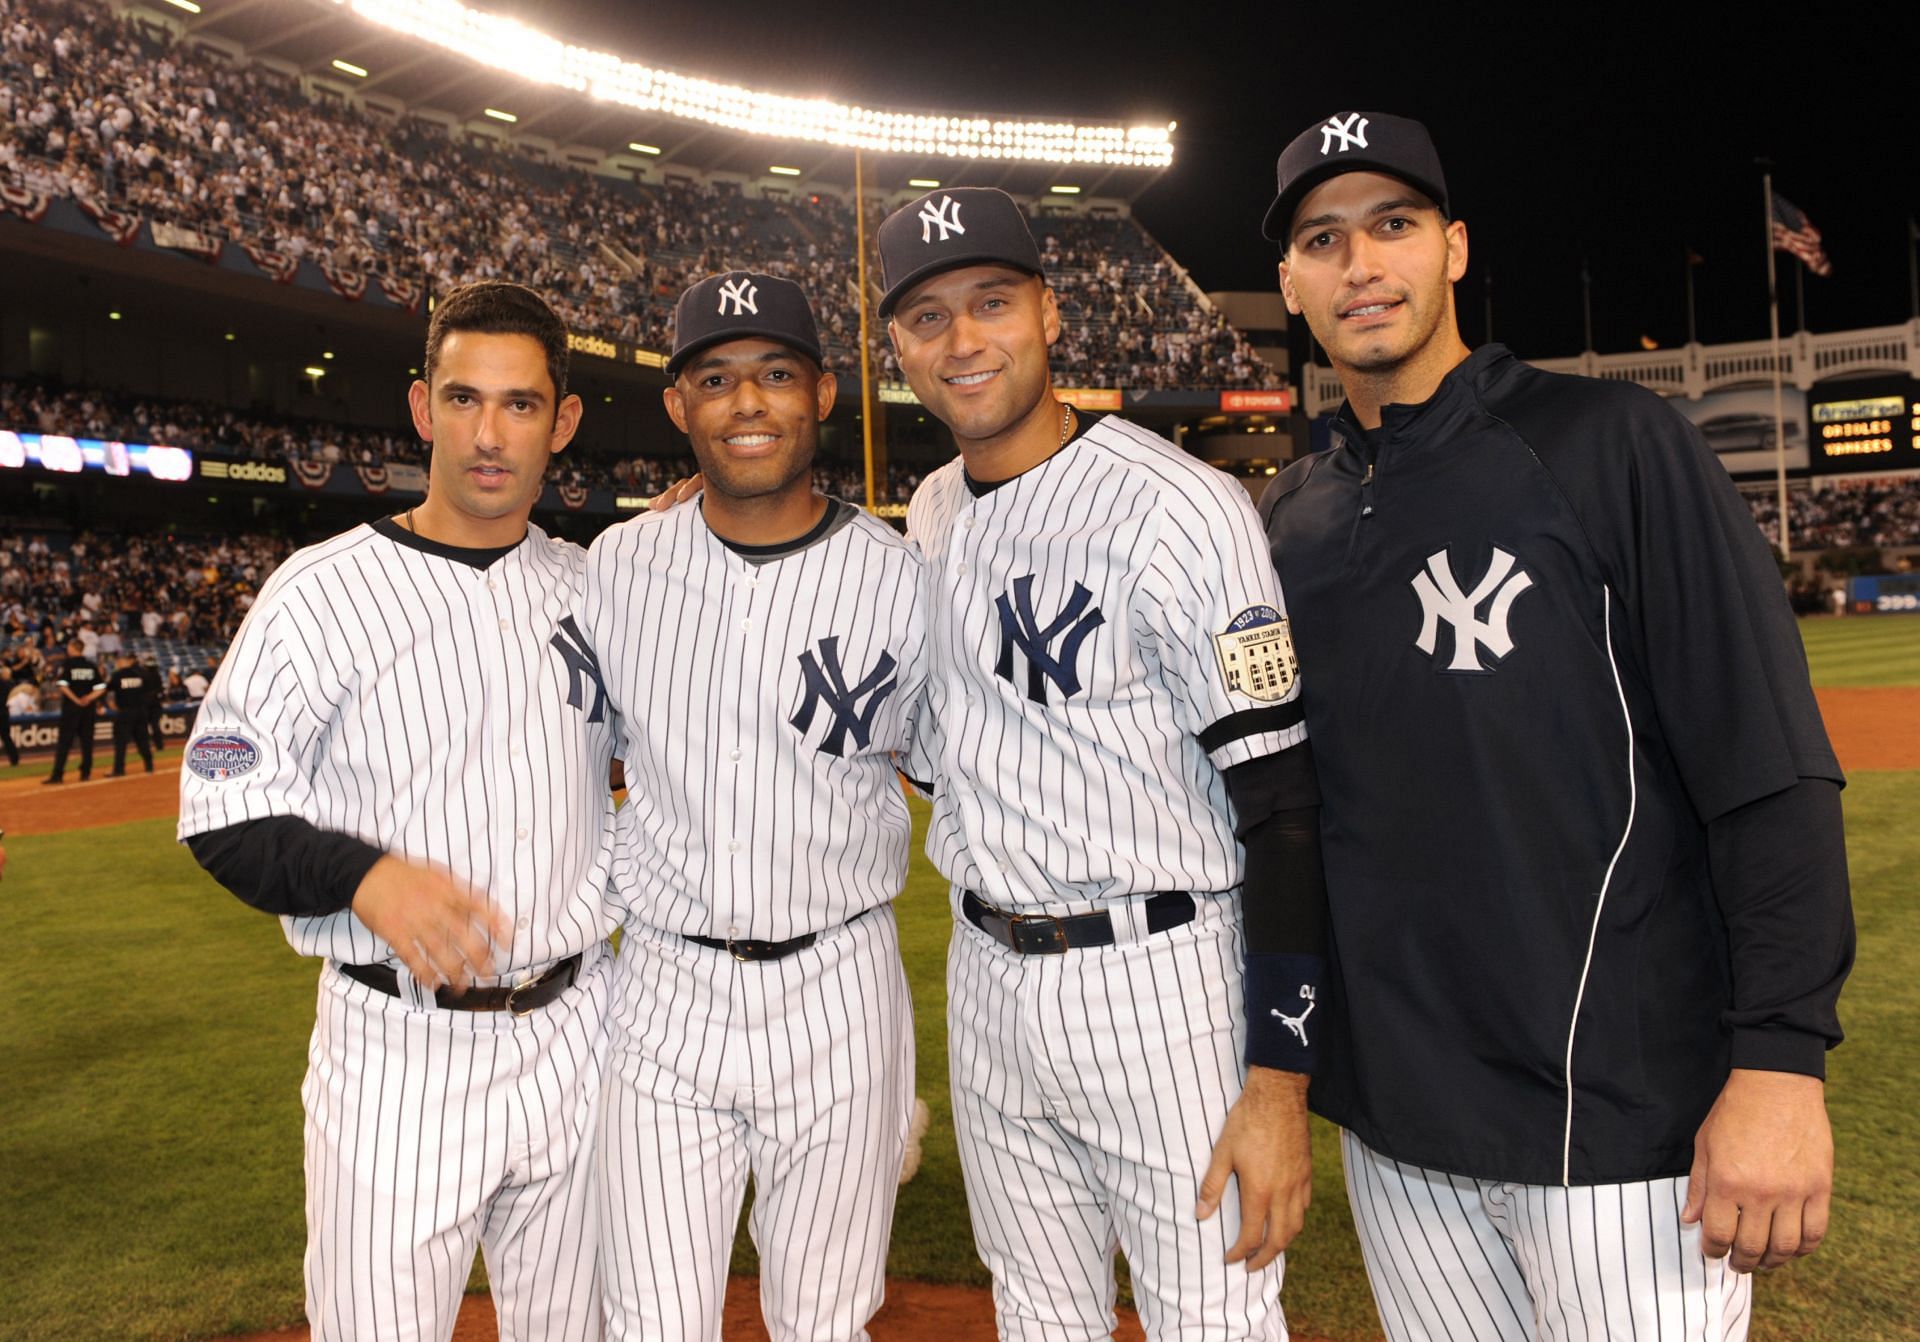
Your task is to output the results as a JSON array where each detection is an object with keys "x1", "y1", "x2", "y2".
[
  {"x1": 186, "y1": 815, "x2": 386, "y2": 919},
  {"x1": 1707, "y1": 776, "x2": 1854, "y2": 1078},
  {"x1": 1224, "y1": 743, "x2": 1328, "y2": 1074}
]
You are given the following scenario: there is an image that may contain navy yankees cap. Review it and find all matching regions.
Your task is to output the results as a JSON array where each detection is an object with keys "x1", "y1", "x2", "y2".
[
  {"x1": 1261, "y1": 111, "x2": 1449, "y2": 242},
  {"x1": 876, "y1": 187, "x2": 1045, "y2": 319},
  {"x1": 666, "y1": 270, "x2": 824, "y2": 380}
]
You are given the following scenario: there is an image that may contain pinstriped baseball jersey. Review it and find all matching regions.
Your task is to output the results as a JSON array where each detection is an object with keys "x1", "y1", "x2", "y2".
[
  {"x1": 905, "y1": 413, "x2": 1307, "y2": 909},
  {"x1": 176, "y1": 521, "x2": 620, "y2": 970},
  {"x1": 580, "y1": 500, "x2": 927, "y2": 942}
]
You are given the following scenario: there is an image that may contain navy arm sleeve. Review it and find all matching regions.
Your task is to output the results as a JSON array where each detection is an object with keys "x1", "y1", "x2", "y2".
[
  {"x1": 186, "y1": 815, "x2": 385, "y2": 918},
  {"x1": 1225, "y1": 743, "x2": 1327, "y2": 1073},
  {"x1": 1708, "y1": 776, "x2": 1854, "y2": 1077}
]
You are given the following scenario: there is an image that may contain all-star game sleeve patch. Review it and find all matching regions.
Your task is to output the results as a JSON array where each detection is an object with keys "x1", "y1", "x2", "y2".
[
  {"x1": 1214, "y1": 605, "x2": 1298, "y2": 703},
  {"x1": 186, "y1": 731, "x2": 262, "y2": 782}
]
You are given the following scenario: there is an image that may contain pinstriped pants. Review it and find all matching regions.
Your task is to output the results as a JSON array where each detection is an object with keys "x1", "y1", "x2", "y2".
[
  {"x1": 949, "y1": 893, "x2": 1286, "y2": 1341},
  {"x1": 1342, "y1": 1129, "x2": 1752, "y2": 1341},
  {"x1": 597, "y1": 907, "x2": 915, "y2": 1342},
  {"x1": 302, "y1": 951, "x2": 613, "y2": 1342}
]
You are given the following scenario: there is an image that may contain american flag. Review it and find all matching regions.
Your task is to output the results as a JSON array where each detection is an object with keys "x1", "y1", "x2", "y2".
[{"x1": 1771, "y1": 194, "x2": 1832, "y2": 276}]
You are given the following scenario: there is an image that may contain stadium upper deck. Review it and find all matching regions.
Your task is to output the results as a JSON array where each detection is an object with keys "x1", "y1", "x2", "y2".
[{"x1": 0, "y1": 0, "x2": 1274, "y2": 392}]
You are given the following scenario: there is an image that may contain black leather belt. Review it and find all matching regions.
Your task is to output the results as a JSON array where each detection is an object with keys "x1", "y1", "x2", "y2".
[
  {"x1": 338, "y1": 953, "x2": 582, "y2": 1015},
  {"x1": 962, "y1": 889, "x2": 1196, "y2": 955},
  {"x1": 684, "y1": 908, "x2": 870, "y2": 962}
]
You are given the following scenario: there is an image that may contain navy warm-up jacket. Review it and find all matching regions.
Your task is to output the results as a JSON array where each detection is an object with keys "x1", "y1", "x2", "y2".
[{"x1": 1261, "y1": 343, "x2": 1853, "y2": 1187}]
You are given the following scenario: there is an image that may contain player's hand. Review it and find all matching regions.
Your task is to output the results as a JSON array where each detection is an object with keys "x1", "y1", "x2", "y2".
[
  {"x1": 648, "y1": 474, "x2": 703, "y2": 510},
  {"x1": 1682, "y1": 1067, "x2": 1833, "y2": 1273},
  {"x1": 350, "y1": 855, "x2": 511, "y2": 993},
  {"x1": 1196, "y1": 1065, "x2": 1312, "y2": 1271}
]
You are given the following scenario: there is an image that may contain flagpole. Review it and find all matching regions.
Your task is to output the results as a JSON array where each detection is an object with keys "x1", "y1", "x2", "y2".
[
  {"x1": 1909, "y1": 216, "x2": 1919, "y2": 321},
  {"x1": 1580, "y1": 258, "x2": 1593, "y2": 353},
  {"x1": 1794, "y1": 256, "x2": 1807, "y2": 333},
  {"x1": 854, "y1": 148, "x2": 877, "y2": 513},
  {"x1": 1684, "y1": 248, "x2": 1697, "y2": 346},
  {"x1": 1763, "y1": 172, "x2": 1790, "y2": 561}
]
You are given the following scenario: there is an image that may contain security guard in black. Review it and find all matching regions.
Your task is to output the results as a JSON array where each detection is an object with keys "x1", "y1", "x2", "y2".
[
  {"x1": 109, "y1": 651, "x2": 156, "y2": 775},
  {"x1": 46, "y1": 638, "x2": 106, "y2": 784}
]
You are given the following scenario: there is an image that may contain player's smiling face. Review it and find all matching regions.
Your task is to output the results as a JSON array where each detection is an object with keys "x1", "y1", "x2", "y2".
[
  {"x1": 1279, "y1": 171, "x2": 1467, "y2": 380},
  {"x1": 408, "y1": 331, "x2": 580, "y2": 544},
  {"x1": 664, "y1": 338, "x2": 835, "y2": 503},
  {"x1": 888, "y1": 266, "x2": 1059, "y2": 452}
]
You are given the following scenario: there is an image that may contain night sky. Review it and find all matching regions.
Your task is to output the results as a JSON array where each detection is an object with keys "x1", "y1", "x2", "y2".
[{"x1": 530, "y1": 1, "x2": 1918, "y2": 362}]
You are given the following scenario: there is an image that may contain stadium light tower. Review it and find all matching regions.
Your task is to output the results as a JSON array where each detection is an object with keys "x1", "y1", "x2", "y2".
[{"x1": 342, "y1": 0, "x2": 1176, "y2": 168}]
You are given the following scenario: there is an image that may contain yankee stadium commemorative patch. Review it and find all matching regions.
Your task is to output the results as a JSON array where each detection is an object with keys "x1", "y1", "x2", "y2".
[
  {"x1": 186, "y1": 731, "x2": 261, "y2": 782},
  {"x1": 1214, "y1": 605, "x2": 1298, "y2": 702}
]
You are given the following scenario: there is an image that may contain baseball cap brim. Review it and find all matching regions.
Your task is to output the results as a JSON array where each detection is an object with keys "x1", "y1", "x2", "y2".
[
  {"x1": 877, "y1": 254, "x2": 1046, "y2": 320},
  {"x1": 664, "y1": 328, "x2": 824, "y2": 381},
  {"x1": 1261, "y1": 160, "x2": 1449, "y2": 242}
]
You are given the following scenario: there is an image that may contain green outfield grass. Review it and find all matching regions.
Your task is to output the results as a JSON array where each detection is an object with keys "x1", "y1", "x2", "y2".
[
  {"x1": 1, "y1": 616, "x2": 1913, "y2": 1340},
  {"x1": 1797, "y1": 613, "x2": 1920, "y2": 687}
]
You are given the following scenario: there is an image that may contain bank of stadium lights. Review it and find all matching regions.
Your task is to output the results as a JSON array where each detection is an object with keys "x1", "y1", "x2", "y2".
[
  {"x1": 908, "y1": 179, "x2": 941, "y2": 189},
  {"x1": 332, "y1": 59, "x2": 370, "y2": 78},
  {"x1": 344, "y1": 0, "x2": 1176, "y2": 168},
  {"x1": 627, "y1": 142, "x2": 661, "y2": 155},
  {"x1": 1049, "y1": 185, "x2": 1082, "y2": 194},
  {"x1": 769, "y1": 165, "x2": 801, "y2": 177},
  {"x1": 163, "y1": 0, "x2": 201, "y2": 12},
  {"x1": 303, "y1": 366, "x2": 327, "y2": 378},
  {"x1": 484, "y1": 108, "x2": 518, "y2": 123}
]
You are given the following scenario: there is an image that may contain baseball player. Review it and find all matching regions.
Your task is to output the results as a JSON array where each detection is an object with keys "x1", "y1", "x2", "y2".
[
  {"x1": 179, "y1": 282, "x2": 620, "y2": 1341},
  {"x1": 1258, "y1": 112, "x2": 1853, "y2": 1339},
  {"x1": 43, "y1": 636, "x2": 105, "y2": 784},
  {"x1": 107, "y1": 650, "x2": 156, "y2": 775},
  {"x1": 584, "y1": 272, "x2": 923, "y2": 1340},
  {"x1": 880, "y1": 188, "x2": 1330, "y2": 1340}
]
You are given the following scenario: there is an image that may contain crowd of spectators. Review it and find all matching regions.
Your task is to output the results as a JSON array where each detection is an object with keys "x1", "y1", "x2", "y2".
[
  {"x1": 1745, "y1": 481, "x2": 1920, "y2": 553},
  {"x1": 0, "y1": 375, "x2": 927, "y2": 500},
  {"x1": 0, "y1": 0, "x2": 1277, "y2": 392},
  {"x1": 0, "y1": 527, "x2": 285, "y2": 712}
]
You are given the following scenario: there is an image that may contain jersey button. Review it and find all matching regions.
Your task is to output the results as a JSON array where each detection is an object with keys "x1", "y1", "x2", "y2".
[
  {"x1": 739, "y1": 618, "x2": 752, "y2": 632},
  {"x1": 964, "y1": 517, "x2": 975, "y2": 529},
  {"x1": 487, "y1": 580, "x2": 497, "y2": 591},
  {"x1": 956, "y1": 563, "x2": 968, "y2": 576},
  {"x1": 516, "y1": 915, "x2": 530, "y2": 930},
  {"x1": 515, "y1": 827, "x2": 528, "y2": 840},
  {"x1": 728, "y1": 748, "x2": 742, "y2": 763},
  {"x1": 727, "y1": 839, "x2": 741, "y2": 853},
  {"x1": 498, "y1": 618, "x2": 509, "y2": 630}
]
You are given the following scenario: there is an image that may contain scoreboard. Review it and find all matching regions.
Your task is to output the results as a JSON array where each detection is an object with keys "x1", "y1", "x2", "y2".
[{"x1": 1807, "y1": 376, "x2": 1920, "y2": 476}]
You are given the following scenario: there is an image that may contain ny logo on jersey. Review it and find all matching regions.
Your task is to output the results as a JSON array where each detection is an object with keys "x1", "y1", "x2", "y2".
[
  {"x1": 549, "y1": 615, "x2": 609, "y2": 722},
  {"x1": 1270, "y1": 984, "x2": 1316, "y2": 1046},
  {"x1": 716, "y1": 277, "x2": 759, "y2": 316},
  {"x1": 791, "y1": 636, "x2": 899, "y2": 757},
  {"x1": 1411, "y1": 546, "x2": 1535, "y2": 673},
  {"x1": 995, "y1": 575, "x2": 1105, "y2": 703},
  {"x1": 1319, "y1": 113, "x2": 1370, "y2": 155},
  {"x1": 919, "y1": 194, "x2": 966, "y2": 243}
]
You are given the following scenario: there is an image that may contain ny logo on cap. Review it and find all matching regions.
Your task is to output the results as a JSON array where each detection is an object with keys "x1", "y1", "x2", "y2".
[
  {"x1": 716, "y1": 277, "x2": 759, "y2": 316},
  {"x1": 1319, "y1": 113, "x2": 1370, "y2": 155},
  {"x1": 919, "y1": 195, "x2": 966, "y2": 244}
]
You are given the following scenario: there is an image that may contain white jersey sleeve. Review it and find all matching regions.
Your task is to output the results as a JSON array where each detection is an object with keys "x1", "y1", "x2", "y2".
[
  {"x1": 177, "y1": 566, "x2": 332, "y2": 834},
  {"x1": 1136, "y1": 472, "x2": 1306, "y2": 772}
]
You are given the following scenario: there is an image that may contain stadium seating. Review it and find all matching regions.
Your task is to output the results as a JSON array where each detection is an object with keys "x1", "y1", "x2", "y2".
[{"x1": 0, "y1": 0, "x2": 1277, "y2": 392}]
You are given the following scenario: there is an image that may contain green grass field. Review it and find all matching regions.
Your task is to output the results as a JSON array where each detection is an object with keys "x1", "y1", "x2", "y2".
[{"x1": 1, "y1": 617, "x2": 1913, "y2": 1341}]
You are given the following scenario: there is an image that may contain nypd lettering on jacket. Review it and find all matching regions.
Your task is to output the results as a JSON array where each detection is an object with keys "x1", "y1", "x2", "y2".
[
  {"x1": 580, "y1": 503, "x2": 927, "y2": 943},
  {"x1": 905, "y1": 414, "x2": 1308, "y2": 910},
  {"x1": 175, "y1": 522, "x2": 622, "y2": 971}
]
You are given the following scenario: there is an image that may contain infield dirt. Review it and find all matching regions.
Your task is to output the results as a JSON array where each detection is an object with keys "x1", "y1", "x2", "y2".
[{"x1": 7, "y1": 687, "x2": 1915, "y2": 841}]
